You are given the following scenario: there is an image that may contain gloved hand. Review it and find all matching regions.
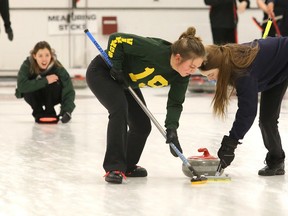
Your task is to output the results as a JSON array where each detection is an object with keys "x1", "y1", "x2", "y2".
[
  {"x1": 110, "y1": 68, "x2": 128, "y2": 86},
  {"x1": 217, "y1": 135, "x2": 240, "y2": 168},
  {"x1": 59, "y1": 112, "x2": 71, "y2": 123},
  {"x1": 166, "y1": 128, "x2": 183, "y2": 157}
]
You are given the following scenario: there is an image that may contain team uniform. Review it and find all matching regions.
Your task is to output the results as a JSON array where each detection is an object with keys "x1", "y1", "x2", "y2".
[
  {"x1": 86, "y1": 33, "x2": 189, "y2": 173},
  {"x1": 15, "y1": 57, "x2": 76, "y2": 120},
  {"x1": 231, "y1": 37, "x2": 288, "y2": 167},
  {"x1": 204, "y1": 0, "x2": 250, "y2": 44}
]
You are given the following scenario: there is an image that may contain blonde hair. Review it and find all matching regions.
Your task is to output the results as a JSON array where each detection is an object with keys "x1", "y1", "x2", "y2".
[
  {"x1": 200, "y1": 42, "x2": 260, "y2": 117},
  {"x1": 171, "y1": 27, "x2": 206, "y2": 61}
]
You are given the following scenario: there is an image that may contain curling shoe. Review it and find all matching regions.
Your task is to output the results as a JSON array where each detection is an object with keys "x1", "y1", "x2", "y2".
[
  {"x1": 258, "y1": 162, "x2": 285, "y2": 176},
  {"x1": 104, "y1": 171, "x2": 126, "y2": 184},
  {"x1": 125, "y1": 166, "x2": 148, "y2": 177},
  {"x1": 5, "y1": 27, "x2": 13, "y2": 41}
]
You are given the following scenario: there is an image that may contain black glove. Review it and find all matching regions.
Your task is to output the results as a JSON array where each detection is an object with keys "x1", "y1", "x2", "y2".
[
  {"x1": 60, "y1": 112, "x2": 71, "y2": 123},
  {"x1": 166, "y1": 128, "x2": 183, "y2": 157},
  {"x1": 217, "y1": 135, "x2": 240, "y2": 168},
  {"x1": 110, "y1": 68, "x2": 128, "y2": 86}
]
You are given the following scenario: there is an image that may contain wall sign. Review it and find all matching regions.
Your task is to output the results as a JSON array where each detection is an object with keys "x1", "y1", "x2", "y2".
[{"x1": 48, "y1": 11, "x2": 97, "y2": 35}]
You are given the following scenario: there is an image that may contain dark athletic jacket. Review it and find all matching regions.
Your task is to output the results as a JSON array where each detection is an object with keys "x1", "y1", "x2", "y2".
[
  {"x1": 107, "y1": 33, "x2": 190, "y2": 129},
  {"x1": 15, "y1": 57, "x2": 76, "y2": 115},
  {"x1": 230, "y1": 37, "x2": 288, "y2": 140}
]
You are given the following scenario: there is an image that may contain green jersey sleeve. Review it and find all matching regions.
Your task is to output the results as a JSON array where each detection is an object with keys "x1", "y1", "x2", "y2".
[
  {"x1": 16, "y1": 58, "x2": 48, "y2": 96},
  {"x1": 165, "y1": 75, "x2": 189, "y2": 129}
]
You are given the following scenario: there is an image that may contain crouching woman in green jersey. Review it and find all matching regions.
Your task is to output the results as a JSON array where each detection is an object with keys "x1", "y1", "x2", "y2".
[
  {"x1": 15, "y1": 41, "x2": 76, "y2": 123},
  {"x1": 86, "y1": 27, "x2": 206, "y2": 184}
]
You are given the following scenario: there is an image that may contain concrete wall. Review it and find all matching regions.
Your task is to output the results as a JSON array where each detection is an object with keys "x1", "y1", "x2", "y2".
[{"x1": 0, "y1": 1, "x2": 262, "y2": 76}]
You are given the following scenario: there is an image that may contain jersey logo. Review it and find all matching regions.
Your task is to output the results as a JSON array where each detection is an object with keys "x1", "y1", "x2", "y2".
[
  {"x1": 108, "y1": 36, "x2": 133, "y2": 58},
  {"x1": 108, "y1": 36, "x2": 168, "y2": 88}
]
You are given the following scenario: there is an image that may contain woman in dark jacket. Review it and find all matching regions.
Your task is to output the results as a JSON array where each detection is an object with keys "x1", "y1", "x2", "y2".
[
  {"x1": 199, "y1": 37, "x2": 288, "y2": 176},
  {"x1": 16, "y1": 41, "x2": 76, "y2": 123},
  {"x1": 204, "y1": 0, "x2": 250, "y2": 44}
]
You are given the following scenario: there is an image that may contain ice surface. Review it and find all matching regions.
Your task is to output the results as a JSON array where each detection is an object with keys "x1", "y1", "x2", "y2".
[{"x1": 0, "y1": 86, "x2": 288, "y2": 216}]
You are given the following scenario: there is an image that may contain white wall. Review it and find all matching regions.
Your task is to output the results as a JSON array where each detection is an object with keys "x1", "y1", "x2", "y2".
[
  {"x1": 0, "y1": 1, "x2": 262, "y2": 76},
  {"x1": 9, "y1": 0, "x2": 258, "y2": 8}
]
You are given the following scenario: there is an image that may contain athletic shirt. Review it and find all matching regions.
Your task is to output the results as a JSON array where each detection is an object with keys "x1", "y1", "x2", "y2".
[
  {"x1": 106, "y1": 33, "x2": 190, "y2": 129},
  {"x1": 230, "y1": 37, "x2": 288, "y2": 140}
]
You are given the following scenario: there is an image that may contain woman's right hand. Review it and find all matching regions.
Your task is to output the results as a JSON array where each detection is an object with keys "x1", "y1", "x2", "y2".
[
  {"x1": 46, "y1": 74, "x2": 59, "y2": 84},
  {"x1": 267, "y1": 2, "x2": 275, "y2": 18}
]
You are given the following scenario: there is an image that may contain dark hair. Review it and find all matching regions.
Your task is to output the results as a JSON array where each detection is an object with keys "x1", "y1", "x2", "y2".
[
  {"x1": 29, "y1": 41, "x2": 61, "y2": 75},
  {"x1": 200, "y1": 43, "x2": 259, "y2": 117},
  {"x1": 171, "y1": 27, "x2": 206, "y2": 62}
]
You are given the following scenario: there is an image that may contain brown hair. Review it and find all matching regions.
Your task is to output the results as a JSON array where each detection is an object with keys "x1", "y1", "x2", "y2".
[
  {"x1": 29, "y1": 41, "x2": 61, "y2": 75},
  {"x1": 200, "y1": 42, "x2": 260, "y2": 117},
  {"x1": 171, "y1": 27, "x2": 206, "y2": 62}
]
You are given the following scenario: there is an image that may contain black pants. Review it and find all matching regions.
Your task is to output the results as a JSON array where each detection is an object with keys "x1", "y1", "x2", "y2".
[
  {"x1": 0, "y1": 0, "x2": 11, "y2": 30},
  {"x1": 23, "y1": 82, "x2": 62, "y2": 118},
  {"x1": 259, "y1": 80, "x2": 288, "y2": 166},
  {"x1": 211, "y1": 28, "x2": 237, "y2": 45},
  {"x1": 86, "y1": 55, "x2": 152, "y2": 172}
]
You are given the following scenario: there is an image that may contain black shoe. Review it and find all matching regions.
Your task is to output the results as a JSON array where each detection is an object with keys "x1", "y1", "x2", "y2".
[
  {"x1": 5, "y1": 27, "x2": 13, "y2": 41},
  {"x1": 258, "y1": 162, "x2": 285, "y2": 176},
  {"x1": 125, "y1": 166, "x2": 148, "y2": 177},
  {"x1": 104, "y1": 171, "x2": 126, "y2": 184}
]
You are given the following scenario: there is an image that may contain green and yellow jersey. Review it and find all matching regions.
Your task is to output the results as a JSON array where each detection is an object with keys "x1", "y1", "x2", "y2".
[{"x1": 107, "y1": 33, "x2": 190, "y2": 129}]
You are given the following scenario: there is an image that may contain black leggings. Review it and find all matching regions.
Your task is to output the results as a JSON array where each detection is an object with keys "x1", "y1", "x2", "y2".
[
  {"x1": 259, "y1": 80, "x2": 288, "y2": 166},
  {"x1": 211, "y1": 27, "x2": 237, "y2": 45},
  {"x1": 86, "y1": 55, "x2": 151, "y2": 172},
  {"x1": 24, "y1": 82, "x2": 62, "y2": 118},
  {"x1": 0, "y1": 0, "x2": 11, "y2": 29}
]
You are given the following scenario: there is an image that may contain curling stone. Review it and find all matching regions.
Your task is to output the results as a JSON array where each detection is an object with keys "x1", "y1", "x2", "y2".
[{"x1": 182, "y1": 148, "x2": 220, "y2": 177}]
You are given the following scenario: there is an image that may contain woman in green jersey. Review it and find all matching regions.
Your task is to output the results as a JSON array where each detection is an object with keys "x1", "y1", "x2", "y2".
[
  {"x1": 15, "y1": 41, "x2": 76, "y2": 123},
  {"x1": 86, "y1": 27, "x2": 206, "y2": 184}
]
